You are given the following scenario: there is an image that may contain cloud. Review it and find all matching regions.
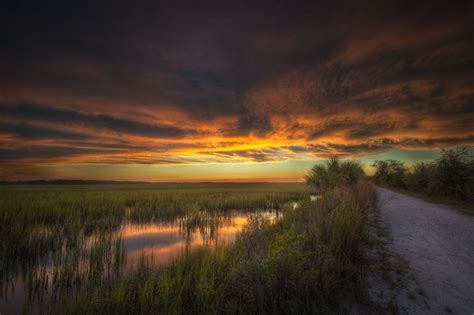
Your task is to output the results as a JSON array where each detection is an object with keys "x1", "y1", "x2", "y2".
[
  {"x1": 1, "y1": 0, "x2": 473, "y2": 179},
  {"x1": 0, "y1": 103, "x2": 192, "y2": 139},
  {"x1": 200, "y1": 147, "x2": 288, "y2": 163},
  {"x1": 0, "y1": 122, "x2": 92, "y2": 140}
]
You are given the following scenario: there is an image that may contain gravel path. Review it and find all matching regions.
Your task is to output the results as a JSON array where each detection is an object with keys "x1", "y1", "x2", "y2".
[{"x1": 377, "y1": 187, "x2": 474, "y2": 314}]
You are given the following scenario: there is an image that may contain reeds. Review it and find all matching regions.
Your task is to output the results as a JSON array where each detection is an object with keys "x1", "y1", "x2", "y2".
[
  {"x1": 0, "y1": 183, "x2": 307, "y2": 311},
  {"x1": 60, "y1": 180, "x2": 376, "y2": 314},
  {"x1": 1, "y1": 181, "x2": 377, "y2": 313}
]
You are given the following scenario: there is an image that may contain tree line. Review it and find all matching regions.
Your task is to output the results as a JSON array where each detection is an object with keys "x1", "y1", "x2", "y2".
[{"x1": 372, "y1": 147, "x2": 474, "y2": 201}]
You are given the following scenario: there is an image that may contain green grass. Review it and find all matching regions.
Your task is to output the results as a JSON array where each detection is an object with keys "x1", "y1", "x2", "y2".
[
  {"x1": 0, "y1": 183, "x2": 307, "y2": 298},
  {"x1": 52, "y1": 180, "x2": 376, "y2": 314},
  {"x1": 0, "y1": 182, "x2": 307, "y2": 237},
  {"x1": 0, "y1": 181, "x2": 378, "y2": 313}
]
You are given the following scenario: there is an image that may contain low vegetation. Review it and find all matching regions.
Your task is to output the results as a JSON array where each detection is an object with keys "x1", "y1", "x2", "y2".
[
  {"x1": 50, "y1": 159, "x2": 376, "y2": 314},
  {"x1": 305, "y1": 156, "x2": 364, "y2": 194},
  {"x1": 372, "y1": 147, "x2": 474, "y2": 210},
  {"x1": 1, "y1": 161, "x2": 380, "y2": 313},
  {"x1": 0, "y1": 183, "x2": 307, "y2": 298}
]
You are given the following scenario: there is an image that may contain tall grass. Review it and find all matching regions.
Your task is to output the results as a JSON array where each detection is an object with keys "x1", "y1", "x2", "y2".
[
  {"x1": 58, "y1": 180, "x2": 375, "y2": 314},
  {"x1": 0, "y1": 183, "x2": 307, "y2": 300},
  {"x1": 1, "y1": 178, "x2": 378, "y2": 313}
]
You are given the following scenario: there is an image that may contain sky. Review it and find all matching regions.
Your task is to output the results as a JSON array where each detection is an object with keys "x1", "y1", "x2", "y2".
[{"x1": 1, "y1": 1, "x2": 473, "y2": 181}]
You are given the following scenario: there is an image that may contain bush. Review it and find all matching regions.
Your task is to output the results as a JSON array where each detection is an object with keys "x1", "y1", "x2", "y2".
[
  {"x1": 404, "y1": 162, "x2": 435, "y2": 193},
  {"x1": 372, "y1": 160, "x2": 407, "y2": 188},
  {"x1": 372, "y1": 147, "x2": 474, "y2": 200},
  {"x1": 305, "y1": 156, "x2": 364, "y2": 194},
  {"x1": 433, "y1": 147, "x2": 474, "y2": 199}
]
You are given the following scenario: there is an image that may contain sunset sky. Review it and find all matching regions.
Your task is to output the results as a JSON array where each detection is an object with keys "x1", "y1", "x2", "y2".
[{"x1": 1, "y1": 1, "x2": 473, "y2": 181}]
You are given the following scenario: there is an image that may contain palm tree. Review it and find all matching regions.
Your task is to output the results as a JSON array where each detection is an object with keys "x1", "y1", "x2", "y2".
[{"x1": 305, "y1": 156, "x2": 364, "y2": 194}]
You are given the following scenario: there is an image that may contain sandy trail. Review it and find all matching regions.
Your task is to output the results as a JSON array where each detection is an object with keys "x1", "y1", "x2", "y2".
[{"x1": 377, "y1": 187, "x2": 474, "y2": 314}]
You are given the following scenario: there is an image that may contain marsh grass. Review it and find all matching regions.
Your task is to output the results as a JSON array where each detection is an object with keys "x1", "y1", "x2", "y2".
[
  {"x1": 0, "y1": 183, "x2": 306, "y2": 311},
  {"x1": 59, "y1": 180, "x2": 375, "y2": 314},
  {"x1": 1, "y1": 181, "x2": 377, "y2": 313}
]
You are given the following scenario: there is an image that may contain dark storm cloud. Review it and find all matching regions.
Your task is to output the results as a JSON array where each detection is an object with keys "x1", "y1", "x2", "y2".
[
  {"x1": 222, "y1": 113, "x2": 273, "y2": 137},
  {"x1": 0, "y1": 103, "x2": 191, "y2": 138},
  {"x1": 398, "y1": 136, "x2": 474, "y2": 148},
  {"x1": 0, "y1": 122, "x2": 92, "y2": 140},
  {"x1": 307, "y1": 121, "x2": 383, "y2": 140},
  {"x1": 0, "y1": 146, "x2": 114, "y2": 161},
  {"x1": 1, "y1": 0, "x2": 473, "y2": 179},
  {"x1": 307, "y1": 120, "x2": 402, "y2": 141},
  {"x1": 286, "y1": 136, "x2": 474, "y2": 158},
  {"x1": 0, "y1": 142, "x2": 205, "y2": 165}
]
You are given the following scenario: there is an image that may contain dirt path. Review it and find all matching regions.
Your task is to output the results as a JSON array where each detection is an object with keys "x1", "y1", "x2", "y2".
[{"x1": 377, "y1": 187, "x2": 474, "y2": 314}]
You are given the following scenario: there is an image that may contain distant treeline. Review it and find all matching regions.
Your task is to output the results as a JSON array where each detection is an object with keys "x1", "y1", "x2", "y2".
[
  {"x1": 0, "y1": 180, "x2": 298, "y2": 188},
  {"x1": 372, "y1": 147, "x2": 474, "y2": 201},
  {"x1": 0, "y1": 179, "x2": 152, "y2": 185},
  {"x1": 0, "y1": 180, "x2": 274, "y2": 185}
]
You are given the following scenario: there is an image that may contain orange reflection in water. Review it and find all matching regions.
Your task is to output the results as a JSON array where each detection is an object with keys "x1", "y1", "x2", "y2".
[
  {"x1": 0, "y1": 211, "x2": 280, "y2": 314},
  {"x1": 120, "y1": 213, "x2": 257, "y2": 270}
]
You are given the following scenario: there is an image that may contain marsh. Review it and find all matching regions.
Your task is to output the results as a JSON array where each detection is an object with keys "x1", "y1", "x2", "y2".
[{"x1": 0, "y1": 183, "x2": 303, "y2": 313}]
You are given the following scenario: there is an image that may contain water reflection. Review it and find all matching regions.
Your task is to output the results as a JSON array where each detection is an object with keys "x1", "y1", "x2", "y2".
[
  {"x1": 121, "y1": 213, "x2": 252, "y2": 269},
  {"x1": 0, "y1": 209, "x2": 280, "y2": 313}
]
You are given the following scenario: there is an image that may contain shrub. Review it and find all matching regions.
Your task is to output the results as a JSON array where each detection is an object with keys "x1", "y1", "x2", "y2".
[
  {"x1": 433, "y1": 147, "x2": 474, "y2": 200},
  {"x1": 372, "y1": 147, "x2": 474, "y2": 200},
  {"x1": 404, "y1": 162, "x2": 435, "y2": 193},
  {"x1": 372, "y1": 160, "x2": 407, "y2": 188},
  {"x1": 305, "y1": 156, "x2": 364, "y2": 194}
]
